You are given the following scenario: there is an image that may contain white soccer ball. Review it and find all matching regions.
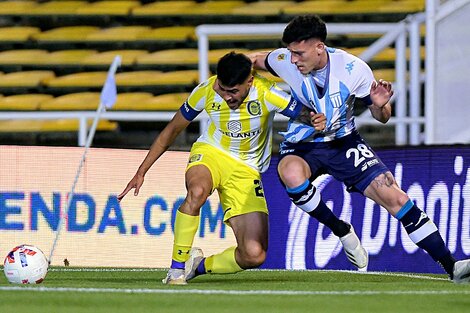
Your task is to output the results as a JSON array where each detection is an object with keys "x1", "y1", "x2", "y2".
[{"x1": 3, "y1": 244, "x2": 49, "y2": 284}]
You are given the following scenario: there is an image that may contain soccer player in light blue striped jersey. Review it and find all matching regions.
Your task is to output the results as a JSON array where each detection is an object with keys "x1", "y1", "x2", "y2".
[{"x1": 249, "y1": 14, "x2": 470, "y2": 282}]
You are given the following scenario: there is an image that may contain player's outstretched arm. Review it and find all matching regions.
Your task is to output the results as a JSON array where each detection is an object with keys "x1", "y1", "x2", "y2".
[
  {"x1": 369, "y1": 79, "x2": 393, "y2": 123},
  {"x1": 117, "y1": 111, "x2": 191, "y2": 201},
  {"x1": 246, "y1": 51, "x2": 269, "y2": 71}
]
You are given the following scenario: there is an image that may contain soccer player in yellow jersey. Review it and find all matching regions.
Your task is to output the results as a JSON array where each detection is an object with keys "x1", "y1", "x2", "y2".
[{"x1": 118, "y1": 52, "x2": 325, "y2": 285}]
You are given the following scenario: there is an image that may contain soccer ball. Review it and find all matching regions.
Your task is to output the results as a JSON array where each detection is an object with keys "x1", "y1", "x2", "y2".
[{"x1": 3, "y1": 244, "x2": 49, "y2": 284}]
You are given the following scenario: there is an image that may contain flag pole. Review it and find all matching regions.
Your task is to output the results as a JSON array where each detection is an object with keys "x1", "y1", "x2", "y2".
[{"x1": 48, "y1": 56, "x2": 122, "y2": 265}]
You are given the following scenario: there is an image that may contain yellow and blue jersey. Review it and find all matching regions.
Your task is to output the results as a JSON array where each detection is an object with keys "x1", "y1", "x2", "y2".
[{"x1": 180, "y1": 73, "x2": 300, "y2": 173}]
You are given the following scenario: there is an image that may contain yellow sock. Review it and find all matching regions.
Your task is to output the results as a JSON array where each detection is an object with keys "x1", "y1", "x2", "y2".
[
  {"x1": 204, "y1": 246, "x2": 243, "y2": 274},
  {"x1": 171, "y1": 210, "x2": 199, "y2": 263}
]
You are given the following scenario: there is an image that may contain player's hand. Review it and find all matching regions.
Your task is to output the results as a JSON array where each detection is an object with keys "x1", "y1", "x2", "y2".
[
  {"x1": 117, "y1": 173, "x2": 144, "y2": 202},
  {"x1": 310, "y1": 112, "x2": 327, "y2": 131},
  {"x1": 370, "y1": 79, "x2": 394, "y2": 108}
]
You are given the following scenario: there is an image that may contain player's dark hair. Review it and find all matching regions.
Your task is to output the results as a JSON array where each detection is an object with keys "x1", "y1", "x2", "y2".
[
  {"x1": 282, "y1": 15, "x2": 327, "y2": 45},
  {"x1": 216, "y1": 52, "x2": 252, "y2": 87}
]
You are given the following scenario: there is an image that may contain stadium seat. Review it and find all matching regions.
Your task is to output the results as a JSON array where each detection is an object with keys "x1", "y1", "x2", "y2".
[
  {"x1": 140, "y1": 93, "x2": 189, "y2": 111},
  {"x1": 231, "y1": 1, "x2": 292, "y2": 16},
  {"x1": 0, "y1": 119, "x2": 118, "y2": 132},
  {"x1": 81, "y1": 50, "x2": 148, "y2": 66},
  {"x1": 378, "y1": 0, "x2": 425, "y2": 13},
  {"x1": 39, "y1": 92, "x2": 101, "y2": 110},
  {"x1": 208, "y1": 49, "x2": 249, "y2": 64},
  {"x1": 32, "y1": 26, "x2": 101, "y2": 42},
  {"x1": 86, "y1": 26, "x2": 152, "y2": 42},
  {"x1": 136, "y1": 49, "x2": 199, "y2": 67},
  {"x1": 28, "y1": 1, "x2": 86, "y2": 15},
  {"x1": 372, "y1": 69, "x2": 396, "y2": 83},
  {"x1": 45, "y1": 72, "x2": 107, "y2": 88},
  {"x1": 179, "y1": 1, "x2": 244, "y2": 16},
  {"x1": 0, "y1": 70, "x2": 55, "y2": 88},
  {"x1": 0, "y1": 50, "x2": 49, "y2": 65},
  {"x1": 131, "y1": 1, "x2": 197, "y2": 16},
  {"x1": 346, "y1": 46, "x2": 425, "y2": 62},
  {"x1": 110, "y1": 92, "x2": 155, "y2": 110},
  {"x1": 137, "y1": 26, "x2": 196, "y2": 42},
  {"x1": 75, "y1": 1, "x2": 140, "y2": 15},
  {"x1": 0, "y1": 0, "x2": 38, "y2": 15},
  {"x1": 39, "y1": 50, "x2": 98, "y2": 66},
  {"x1": 0, "y1": 26, "x2": 40, "y2": 42},
  {"x1": 115, "y1": 70, "x2": 199, "y2": 86},
  {"x1": 0, "y1": 94, "x2": 53, "y2": 110}
]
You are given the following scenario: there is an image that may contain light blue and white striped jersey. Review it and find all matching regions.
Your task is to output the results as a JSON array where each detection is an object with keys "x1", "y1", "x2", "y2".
[{"x1": 266, "y1": 47, "x2": 374, "y2": 143}]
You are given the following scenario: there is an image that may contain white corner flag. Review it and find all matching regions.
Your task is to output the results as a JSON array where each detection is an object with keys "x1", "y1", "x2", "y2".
[
  {"x1": 48, "y1": 55, "x2": 122, "y2": 265},
  {"x1": 100, "y1": 55, "x2": 121, "y2": 109}
]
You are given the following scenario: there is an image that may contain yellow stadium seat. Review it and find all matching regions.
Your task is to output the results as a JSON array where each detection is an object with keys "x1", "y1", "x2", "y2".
[
  {"x1": 372, "y1": 69, "x2": 396, "y2": 83},
  {"x1": 0, "y1": 26, "x2": 40, "y2": 41},
  {"x1": 82, "y1": 50, "x2": 148, "y2": 66},
  {"x1": 29, "y1": 1, "x2": 86, "y2": 15},
  {"x1": 0, "y1": 1, "x2": 38, "y2": 15},
  {"x1": 345, "y1": 46, "x2": 425, "y2": 62},
  {"x1": 231, "y1": 1, "x2": 292, "y2": 16},
  {"x1": 137, "y1": 26, "x2": 196, "y2": 41},
  {"x1": 132, "y1": 1, "x2": 196, "y2": 16},
  {"x1": 0, "y1": 50, "x2": 48, "y2": 65},
  {"x1": 39, "y1": 92, "x2": 101, "y2": 110},
  {"x1": 179, "y1": 1, "x2": 244, "y2": 16},
  {"x1": 76, "y1": 1, "x2": 140, "y2": 15},
  {"x1": 45, "y1": 72, "x2": 107, "y2": 88},
  {"x1": 140, "y1": 93, "x2": 190, "y2": 111},
  {"x1": 0, "y1": 71, "x2": 55, "y2": 87},
  {"x1": 0, "y1": 119, "x2": 117, "y2": 132},
  {"x1": 86, "y1": 26, "x2": 152, "y2": 42},
  {"x1": 115, "y1": 70, "x2": 198, "y2": 86},
  {"x1": 0, "y1": 94, "x2": 53, "y2": 110},
  {"x1": 39, "y1": 50, "x2": 98, "y2": 65},
  {"x1": 110, "y1": 92, "x2": 154, "y2": 110},
  {"x1": 32, "y1": 26, "x2": 101, "y2": 42},
  {"x1": 378, "y1": 0, "x2": 425, "y2": 13},
  {"x1": 136, "y1": 49, "x2": 199, "y2": 66}
]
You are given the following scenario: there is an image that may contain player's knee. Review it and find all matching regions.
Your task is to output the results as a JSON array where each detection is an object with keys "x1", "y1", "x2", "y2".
[
  {"x1": 238, "y1": 244, "x2": 266, "y2": 269},
  {"x1": 186, "y1": 185, "x2": 209, "y2": 213},
  {"x1": 278, "y1": 157, "x2": 309, "y2": 188}
]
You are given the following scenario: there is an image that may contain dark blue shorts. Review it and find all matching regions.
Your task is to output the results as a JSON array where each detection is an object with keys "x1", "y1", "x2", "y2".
[{"x1": 279, "y1": 131, "x2": 389, "y2": 193}]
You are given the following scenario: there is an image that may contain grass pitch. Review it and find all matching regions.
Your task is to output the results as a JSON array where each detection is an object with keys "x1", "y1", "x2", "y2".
[{"x1": 1, "y1": 268, "x2": 469, "y2": 313}]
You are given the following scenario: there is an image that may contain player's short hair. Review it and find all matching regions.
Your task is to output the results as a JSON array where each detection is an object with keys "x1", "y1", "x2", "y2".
[
  {"x1": 282, "y1": 14, "x2": 327, "y2": 45},
  {"x1": 216, "y1": 52, "x2": 252, "y2": 87}
]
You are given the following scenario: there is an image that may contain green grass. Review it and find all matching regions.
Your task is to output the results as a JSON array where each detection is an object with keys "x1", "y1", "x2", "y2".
[{"x1": 1, "y1": 268, "x2": 469, "y2": 313}]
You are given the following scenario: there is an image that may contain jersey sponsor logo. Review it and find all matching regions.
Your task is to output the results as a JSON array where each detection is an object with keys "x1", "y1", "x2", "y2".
[
  {"x1": 188, "y1": 154, "x2": 203, "y2": 164},
  {"x1": 247, "y1": 100, "x2": 262, "y2": 116},
  {"x1": 330, "y1": 92, "x2": 342, "y2": 108},
  {"x1": 277, "y1": 53, "x2": 286, "y2": 61},
  {"x1": 211, "y1": 102, "x2": 221, "y2": 111},
  {"x1": 220, "y1": 129, "x2": 261, "y2": 138},
  {"x1": 345, "y1": 60, "x2": 355, "y2": 74},
  {"x1": 280, "y1": 149, "x2": 295, "y2": 155},
  {"x1": 227, "y1": 120, "x2": 242, "y2": 133}
]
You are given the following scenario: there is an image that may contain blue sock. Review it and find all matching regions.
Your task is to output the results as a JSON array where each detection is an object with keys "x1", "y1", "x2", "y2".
[
  {"x1": 195, "y1": 257, "x2": 206, "y2": 276},
  {"x1": 171, "y1": 260, "x2": 185, "y2": 270},
  {"x1": 397, "y1": 200, "x2": 455, "y2": 276}
]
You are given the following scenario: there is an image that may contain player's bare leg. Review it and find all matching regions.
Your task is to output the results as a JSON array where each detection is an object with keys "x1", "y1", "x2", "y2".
[
  {"x1": 163, "y1": 165, "x2": 212, "y2": 285},
  {"x1": 279, "y1": 155, "x2": 368, "y2": 269},
  {"x1": 364, "y1": 172, "x2": 470, "y2": 283}
]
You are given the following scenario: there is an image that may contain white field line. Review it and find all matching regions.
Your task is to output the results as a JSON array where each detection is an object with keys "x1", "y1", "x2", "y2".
[
  {"x1": 47, "y1": 268, "x2": 449, "y2": 282},
  {"x1": 0, "y1": 286, "x2": 468, "y2": 296}
]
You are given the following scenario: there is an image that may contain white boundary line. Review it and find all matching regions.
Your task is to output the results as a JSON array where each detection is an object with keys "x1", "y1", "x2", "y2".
[
  {"x1": 0, "y1": 286, "x2": 468, "y2": 296},
  {"x1": 45, "y1": 268, "x2": 449, "y2": 282}
]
